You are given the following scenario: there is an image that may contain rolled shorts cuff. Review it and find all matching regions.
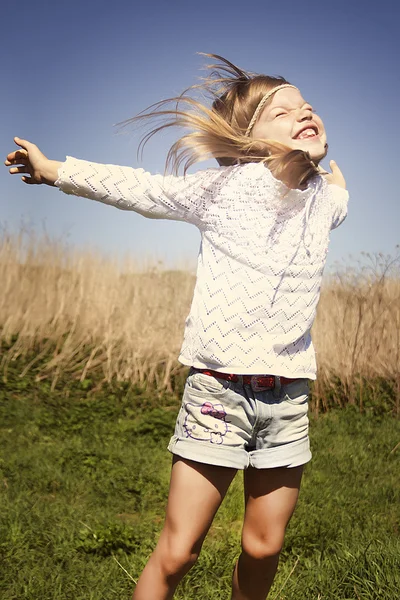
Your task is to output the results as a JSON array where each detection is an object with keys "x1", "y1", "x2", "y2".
[
  {"x1": 168, "y1": 436, "x2": 311, "y2": 470},
  {"x1": 249, "y1": 438, "x2": 312, "y2": 469},
  {"x1": 167, "y1": 435, "x2": 249, "y2": 469}
]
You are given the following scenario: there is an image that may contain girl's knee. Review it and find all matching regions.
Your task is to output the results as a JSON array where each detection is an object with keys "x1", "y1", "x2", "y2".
[
  {"x1": 241, "y1": 529, "x2": 284, "y2": 561},
  {"x1": 162, "y1": 548, "x2": 199, "y2": 580},
  {"x1": 156, "y1": 536, "x2": 201, "y2": 579}
]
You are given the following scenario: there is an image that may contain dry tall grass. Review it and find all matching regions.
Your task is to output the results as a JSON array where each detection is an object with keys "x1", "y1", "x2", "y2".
[
  {"x1": 313, "y1": 251, "x2": 400, "y2": 413},
  {"x1": 1, "y1": 226, "x2": 399, "y2": 412}
]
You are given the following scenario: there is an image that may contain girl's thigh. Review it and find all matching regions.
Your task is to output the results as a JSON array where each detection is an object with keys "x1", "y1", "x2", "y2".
[
  {"x1": 161, "y1": 456, "x2": 237, "y2": 551},
  {"x1": 241, "y1": 466, "x2": 303, "y2": 554}
]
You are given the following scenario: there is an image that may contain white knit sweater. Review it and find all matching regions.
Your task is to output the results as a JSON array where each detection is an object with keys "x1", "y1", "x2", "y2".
[{"x1": 55, "y1": 158, "x2": 349, "y2": 379}]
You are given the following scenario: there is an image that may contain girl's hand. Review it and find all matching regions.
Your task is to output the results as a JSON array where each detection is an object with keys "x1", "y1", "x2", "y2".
[
  {"x1": 5, "y1": 137, "x2": 62, "y2": 186},
  {"x1": 319, "y1": 160, "x2": 346, "y2": 189}
]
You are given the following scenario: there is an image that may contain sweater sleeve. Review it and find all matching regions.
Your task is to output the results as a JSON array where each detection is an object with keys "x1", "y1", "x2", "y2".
[
  {"x1": 55, "y1": 156, "x2": 223, "y2": 227},
  {"x1": 328, "y1": 184, "x2": 349, "y2": 230}
]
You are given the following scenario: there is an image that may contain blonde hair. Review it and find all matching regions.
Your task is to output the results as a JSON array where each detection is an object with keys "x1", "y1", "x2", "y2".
[{"x1": 121, "y1": 54, "x2": 325, "y2": 189}]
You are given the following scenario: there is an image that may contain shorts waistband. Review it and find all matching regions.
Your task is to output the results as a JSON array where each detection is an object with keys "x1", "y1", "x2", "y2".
[{"x1": 193, "y1": 368, "x2": 300, "y2": 393}]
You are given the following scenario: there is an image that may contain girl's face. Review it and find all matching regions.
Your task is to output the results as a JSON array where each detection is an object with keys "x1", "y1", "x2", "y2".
[{"x1": 251, "y1": 87, "x2": 327, "y2": 162}]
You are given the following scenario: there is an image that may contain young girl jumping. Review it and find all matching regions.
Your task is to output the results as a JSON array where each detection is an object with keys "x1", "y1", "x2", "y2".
[{"x1": 5, "y1": 54, "x2": 348, "y2": 600}]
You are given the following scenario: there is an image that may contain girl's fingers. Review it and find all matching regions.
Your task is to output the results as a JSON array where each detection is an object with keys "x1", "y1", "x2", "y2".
[
  {"x1": 329, "y1": 160, "x2": 341, "y2": 175},
  {"x1": 21, "y1": 176, "x2": 39, "y2": 185},
  {"x1": 9, "y1": 166, "x2": 30, "y2": 175},
  {"x1": 5, "y1": 150, "x2": 28, "y2": 164},
  {"x1": 5, "y1": 157, "x2": 28, "y2": 166},
  {"x1": 14, "y1": 137, "x2": 33, "y2": 151},
  {"x1": 319, "y1": 160, "x2": 346, "y2": 189},
  {"x1": 329, "y1": 160, "x2": 346, "y2": 188},
  {"x1": 5, "y1": 138, "x2": 48, "y2": 186},
  {"x1": 5, "y1": 139, "x2": 33, "y2": 166}
]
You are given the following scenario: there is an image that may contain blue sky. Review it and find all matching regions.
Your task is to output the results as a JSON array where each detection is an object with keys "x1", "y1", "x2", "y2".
[{"x1": 1, "y1": 0, "x2": 399, "y2": 272}]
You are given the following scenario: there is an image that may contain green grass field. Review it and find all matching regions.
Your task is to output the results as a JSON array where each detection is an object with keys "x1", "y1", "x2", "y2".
[{"x1": 0, "y1": 364, "x2": 399, "y2": 599}]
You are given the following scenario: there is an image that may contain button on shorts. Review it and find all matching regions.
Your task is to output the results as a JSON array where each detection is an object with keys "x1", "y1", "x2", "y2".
[{"x1": 167, "y1": 369, "x2": 311, "y2": 469}]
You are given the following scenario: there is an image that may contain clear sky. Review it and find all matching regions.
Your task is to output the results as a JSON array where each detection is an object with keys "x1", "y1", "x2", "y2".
[{"x1": 1, "y1": 0, "x2": 399, "y2": 272}]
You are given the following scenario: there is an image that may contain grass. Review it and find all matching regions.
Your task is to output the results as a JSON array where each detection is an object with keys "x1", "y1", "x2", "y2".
[{"x1": 0, "y1": 361, "x2": 399, "y2": 599}]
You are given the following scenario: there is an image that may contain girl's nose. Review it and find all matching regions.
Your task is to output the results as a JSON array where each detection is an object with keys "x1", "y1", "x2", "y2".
[{"x1": 298, "y1": 106, "x2": 313, "y2": 121}]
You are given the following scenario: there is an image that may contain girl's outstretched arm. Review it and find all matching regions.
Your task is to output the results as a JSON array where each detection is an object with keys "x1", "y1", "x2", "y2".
[
  {"x1": 5, "y1": 138, "x2": 62, "y2": 187},
  {"x1": 5, "y1": 138, "x2": 225, "y2": 227}
]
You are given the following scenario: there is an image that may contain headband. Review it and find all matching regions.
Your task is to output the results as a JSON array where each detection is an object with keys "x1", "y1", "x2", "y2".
[{"x1": 245, "y1": 84, "x2": 299, "y2": 137}]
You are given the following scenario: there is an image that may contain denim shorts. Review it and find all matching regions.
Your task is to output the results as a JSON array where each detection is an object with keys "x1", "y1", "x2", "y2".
[{"x1": 167, "y1": 369, "x2": 311, "y2": 469}]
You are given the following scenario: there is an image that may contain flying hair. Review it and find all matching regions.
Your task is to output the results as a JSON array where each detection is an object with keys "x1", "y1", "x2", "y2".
[{"x1": 118, "y1": 54, "x2": 324, "y2": 189}]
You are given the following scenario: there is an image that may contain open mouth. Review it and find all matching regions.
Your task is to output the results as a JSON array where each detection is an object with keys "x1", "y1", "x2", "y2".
[{"x1": 294, "y1": 125, "x2": 319, "y2": 140}]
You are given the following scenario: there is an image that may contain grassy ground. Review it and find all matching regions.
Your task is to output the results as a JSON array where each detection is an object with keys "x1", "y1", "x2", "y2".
[{"x1": 0, "y1": 367, "x2": 399, "y2": 599}]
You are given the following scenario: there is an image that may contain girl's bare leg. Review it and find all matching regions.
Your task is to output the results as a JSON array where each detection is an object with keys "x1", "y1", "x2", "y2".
[
  {"x1": 231, "y1": 465, "x2": 303, "y2": 600},
  {"x1": 132, "y1": 456, "x2": 237, "y2": 600}
]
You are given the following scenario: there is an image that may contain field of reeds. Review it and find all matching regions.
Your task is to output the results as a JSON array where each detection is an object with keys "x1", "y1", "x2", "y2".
[{"x1": 1, "y1": 227, "x2": 400, "y2": 414}]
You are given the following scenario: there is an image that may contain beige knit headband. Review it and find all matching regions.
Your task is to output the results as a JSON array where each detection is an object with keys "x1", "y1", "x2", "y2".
[{"x1": 245, "y1": 84, "x2": 299, "y2": 137}]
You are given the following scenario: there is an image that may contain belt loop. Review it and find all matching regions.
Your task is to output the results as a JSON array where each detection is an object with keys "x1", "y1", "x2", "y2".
[{"x1": 273, "y1": 375, "x2": 281, "y2": 398}]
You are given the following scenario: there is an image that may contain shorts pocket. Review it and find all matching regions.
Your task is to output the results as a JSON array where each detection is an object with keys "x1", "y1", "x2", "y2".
[
  {"x1": 186, "y1": 371, "x2": 233, "y2": 396},
  {"x1": 282, "y1": 379, "x2": 310, "y2": 405}
]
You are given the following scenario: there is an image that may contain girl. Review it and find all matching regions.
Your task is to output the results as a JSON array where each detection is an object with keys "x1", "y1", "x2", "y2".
[{"x1": 5, "y1": 55, "x2": 348, "y2": 600}]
